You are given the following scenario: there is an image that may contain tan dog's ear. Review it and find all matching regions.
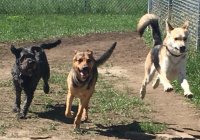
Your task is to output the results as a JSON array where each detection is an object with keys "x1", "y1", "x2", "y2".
[
  {"x1": 166, "y1": 19, "x2": 174, "y2": 33},
  {"x1": 182, "y1": 21, "x2": 189, "y2": 30},
  {"x1": 87, "y1": 50, "x2": 93, "y2": 56}
]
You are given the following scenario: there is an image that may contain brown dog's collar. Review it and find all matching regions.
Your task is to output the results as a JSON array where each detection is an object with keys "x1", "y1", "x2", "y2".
[{"x1": 164, "y1": 45, "x2": 184, "y2": 57}]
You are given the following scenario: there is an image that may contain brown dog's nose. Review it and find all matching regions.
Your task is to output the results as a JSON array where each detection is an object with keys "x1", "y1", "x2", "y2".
[{"x1": 82, "y1": 66, "x2": 89, "y2": 71}]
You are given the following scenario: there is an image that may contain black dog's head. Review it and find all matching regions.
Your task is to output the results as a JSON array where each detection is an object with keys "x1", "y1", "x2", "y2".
[{"x1": 11, "y1": 45, "x2": 42, "y2": 76}]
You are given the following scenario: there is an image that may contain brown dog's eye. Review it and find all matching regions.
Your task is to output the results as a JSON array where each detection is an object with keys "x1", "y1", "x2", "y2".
[
  {"x1": 87, "y1": 59, "x2": 91, "y2": 63},
  {"x1": 78, "y1": 59, "x2": 83, "y2": 63}
]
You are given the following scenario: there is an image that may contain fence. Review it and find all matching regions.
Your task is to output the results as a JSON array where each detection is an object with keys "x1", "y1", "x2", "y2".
[
  {"x1": 0, "y1": 0, "x2": 147, "y2": 15},
  {"x1": 148, "y1": 0, "x2": 200, "y2": 49}
]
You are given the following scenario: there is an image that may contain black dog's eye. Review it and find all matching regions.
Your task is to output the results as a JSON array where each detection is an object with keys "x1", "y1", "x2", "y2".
[{"x1": 20, "y1": 55, "x2": 26, "y2": 62}]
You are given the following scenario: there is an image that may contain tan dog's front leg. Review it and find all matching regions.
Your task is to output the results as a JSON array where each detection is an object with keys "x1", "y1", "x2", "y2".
[
  {"x1": 179, "y1": 74, "x2": 193, "y2": 98},
  {"x1": 159, "y1": 73, "x2": 173, "y2": 92},
  {"x1": 65, "y1": 90, "x2": 74, "y2": 118}
]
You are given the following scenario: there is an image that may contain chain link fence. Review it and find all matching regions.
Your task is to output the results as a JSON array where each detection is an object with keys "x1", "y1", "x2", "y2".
[
  {"x1": 0, "y1": 0, "x2": 147, "y2": 15},
  {"x1": 148, "y1": 0, "x2": 200, "y2": 49}
]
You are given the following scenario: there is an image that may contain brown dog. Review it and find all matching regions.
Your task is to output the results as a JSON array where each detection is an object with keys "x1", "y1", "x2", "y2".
[
  {"x1": 65, "y1": 42, "x2": 117, "y2": 129},
  {"x1": 137, "y1": 14, "x2": 193, "y2": 99}
]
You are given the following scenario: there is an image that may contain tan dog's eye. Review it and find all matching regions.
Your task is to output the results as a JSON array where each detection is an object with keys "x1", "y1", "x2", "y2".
[
  {"x1": 174, "y1": 37, "x2": 179, "y2": 41},
  {"x1": 183, "y1": 37, "x2": 187, "y2": 41}
]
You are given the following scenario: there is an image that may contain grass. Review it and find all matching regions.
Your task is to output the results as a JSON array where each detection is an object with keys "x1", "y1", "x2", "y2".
[
  {"x1": 0, "y1": 0, "x2": 146, "y2": 15},
  {"x1": 0, "y1": 0, "x2": 146, "y2": 42},
  {"x1": 0, "y1": 14, "x2": 142, "y2": 42}
]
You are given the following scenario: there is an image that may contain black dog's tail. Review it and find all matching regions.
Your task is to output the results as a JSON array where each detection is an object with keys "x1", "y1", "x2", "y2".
[
  {"x1": 96, "y1": 42, "x2": 117, "y2": 67},
  {"x1": 40, "y1": 39, "x2": 61, "y2": 50},
  {"x1": 137, "y1": 14, "x2": 162, "y2": 46}
]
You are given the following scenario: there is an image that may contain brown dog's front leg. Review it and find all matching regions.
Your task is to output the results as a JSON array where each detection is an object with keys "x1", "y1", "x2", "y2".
[
  {"x1": 74, "y1": 98, "x2": 87, "y2": 129},
  {"x1": 65, "y1": 91, "x2": 74, "y2": 118}
]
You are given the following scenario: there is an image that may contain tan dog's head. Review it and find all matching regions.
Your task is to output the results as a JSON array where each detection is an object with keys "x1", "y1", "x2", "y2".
[
  {"x1": 72, "y1": 50, "x2": 95, "y2": 81},
  {"x1": 164, "y1": 20, "x2": 189, "y2": 55}
]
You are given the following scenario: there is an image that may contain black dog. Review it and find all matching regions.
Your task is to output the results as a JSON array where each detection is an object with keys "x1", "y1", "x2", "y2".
[{"x1": 11, "y1": 40, "x2": 61, "y2": 119}]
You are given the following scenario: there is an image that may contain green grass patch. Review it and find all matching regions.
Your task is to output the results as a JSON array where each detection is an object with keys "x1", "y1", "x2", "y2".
[
  {"x1": 0, "y1": 14, "x2": 141, "y2": 42},
  {"x1": 0, "y1": 0, "x2": 146, "y2": 15},
  {"x1": 184, "y1": 52, "x2": 200, "y2": 106},
  {"x1": 139, "y1": 121, "x2": 166, "y2": 134}
]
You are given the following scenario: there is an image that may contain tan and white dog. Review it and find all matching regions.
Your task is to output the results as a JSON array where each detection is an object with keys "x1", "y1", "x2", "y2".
[{"x1": 137, "y1": 14, "x2": 193, "y2": 99}]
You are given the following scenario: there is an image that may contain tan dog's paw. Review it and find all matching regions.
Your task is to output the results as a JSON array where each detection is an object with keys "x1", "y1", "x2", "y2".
[
  {"x1": 65, "y1": 111, "x2": 74, "y2": 118},
  {"x1": 184, "y1": 92, "x2": 193, "y2": 99},
  {"x1": 152, "y1": 78, "x2": 160, "y2": 89},
  {"x1": 164, "y1": 84, "x2": 173, "y2": 92},
  {"x1": 139, "y1": 88, "x2": 146, "y2": 99}
]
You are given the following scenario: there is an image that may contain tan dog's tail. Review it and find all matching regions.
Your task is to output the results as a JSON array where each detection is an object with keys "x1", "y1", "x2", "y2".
[
  {"x1": 96, "y1": 42, "x2": 117, "y2": 67},
  {"x1": 137, "y1": 14, "x2": 162, "y2": 46}
]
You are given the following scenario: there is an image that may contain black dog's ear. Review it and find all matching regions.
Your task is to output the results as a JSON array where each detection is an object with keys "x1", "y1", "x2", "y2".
[
  {"x1": 10, "y1": 45, "x2": 22, "y2": 58},
  {"x1": 31, "y1": 46, "x2": 42, "y2": 53}
]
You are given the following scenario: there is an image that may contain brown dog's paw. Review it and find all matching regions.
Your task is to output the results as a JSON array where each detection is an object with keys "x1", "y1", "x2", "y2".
[
  {"x1": 81, "y1": 115, "x2": 88, "y2": 122},
  {"x1": 65, "y1": 111, "x2": 74, "y2": 118}
]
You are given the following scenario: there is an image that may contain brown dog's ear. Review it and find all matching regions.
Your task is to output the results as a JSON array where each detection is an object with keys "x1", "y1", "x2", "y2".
[
  {"x1": 166, "y1": 19, "x2": 174, "y2": 33},
  {"x1": 87, "y1": 50, "x2": 93, "y2": 56},
  {"x1": 182, "y1": 21, "x2": 189, "y2": 30},
  {"x1": 74, "y1": 50, "x2": 78, "y2": 54}
]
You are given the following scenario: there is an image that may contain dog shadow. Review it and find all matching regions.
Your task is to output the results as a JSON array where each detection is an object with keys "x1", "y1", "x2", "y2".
[
  {"x1": 90, "y1": 121, "x2": 159, "y2": 140},
  {"x1": 34, "y1": 103, "x2": 77, "y2": 124}
]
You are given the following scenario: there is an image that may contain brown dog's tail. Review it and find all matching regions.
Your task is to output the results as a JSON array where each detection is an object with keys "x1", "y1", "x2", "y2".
[
  {"x1": 96, "y1": 42, "x2": 117, "y2": 67},
  {"x1": 40, "y1": 39, "x2": 61, "y2": 50},
  {"x1": 137, "y1": 14, "x2": 162, "y2": 46}
]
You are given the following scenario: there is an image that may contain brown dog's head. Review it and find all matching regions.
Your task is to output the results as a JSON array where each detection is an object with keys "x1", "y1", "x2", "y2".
[
  {"x1": 73, "y1": 50, "x2": 95, "y2": 81},
  {"x1": 164, "y1": 20, "x2": 189, "y2": 55}
]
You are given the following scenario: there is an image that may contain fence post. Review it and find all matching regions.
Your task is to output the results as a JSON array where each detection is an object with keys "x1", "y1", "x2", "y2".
[
  {"x1": 168, "y1": 0, "x2": 172, "y2": 20},
  {"x1": 148, "y1": 0, "x2": 152, "y2": 13},
  {"x1": 84, "y1": 0, "x2": 88, "y2": 13},
  {"x1": 197, "y1": 1, "x2": 200, "y2": 50}
]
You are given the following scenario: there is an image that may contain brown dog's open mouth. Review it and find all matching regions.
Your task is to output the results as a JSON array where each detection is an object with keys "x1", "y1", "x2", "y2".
[{"x1": 79, "y1": 68, "x2": 89, "y2": 80}]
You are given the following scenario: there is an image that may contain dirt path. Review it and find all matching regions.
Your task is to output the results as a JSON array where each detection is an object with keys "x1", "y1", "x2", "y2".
[{"x1": 0, "y1": 32, "x2": 199, "y2": 139}]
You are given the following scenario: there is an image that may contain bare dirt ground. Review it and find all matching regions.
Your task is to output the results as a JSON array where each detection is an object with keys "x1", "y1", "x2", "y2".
[{"x1": 0, "y1": 32, "x2": 200, "y2": 139}]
